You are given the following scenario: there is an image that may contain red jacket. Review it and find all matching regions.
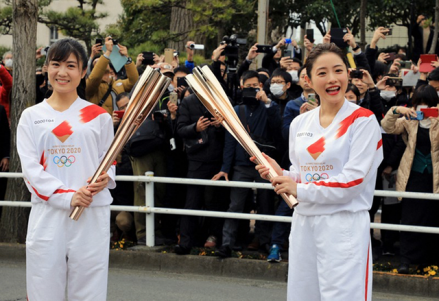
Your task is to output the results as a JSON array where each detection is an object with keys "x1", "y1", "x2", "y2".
[{"x1": 0, "y1": 66, "x2": 12, "y2": 120}]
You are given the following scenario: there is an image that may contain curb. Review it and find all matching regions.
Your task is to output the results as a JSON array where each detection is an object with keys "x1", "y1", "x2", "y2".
[{"x1": 1, "y1": 243, "x2": 438, "y2": 297}]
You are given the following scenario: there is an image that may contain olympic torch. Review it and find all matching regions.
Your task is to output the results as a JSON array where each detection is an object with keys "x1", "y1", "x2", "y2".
[
  {"x1": 185, "y1": 66, "x2": 298, "y2": 209},
  {"x1": 69, "y1": 66, "x2": 171, "y2": 220}
]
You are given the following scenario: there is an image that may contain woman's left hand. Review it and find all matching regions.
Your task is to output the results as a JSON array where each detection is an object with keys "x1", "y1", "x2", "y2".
[
  {"x1": 87, "y1": 171, "x2": 110, "y2": 196},
  {"x1": 271, "y1": 176, "x2": 297, "y2": 197}
]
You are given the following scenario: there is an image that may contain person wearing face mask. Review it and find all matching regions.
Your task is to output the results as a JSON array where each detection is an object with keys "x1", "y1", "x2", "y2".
[
  {"x1": 376, "y1": 75, "x2": 411, "y2": 117},
  {"x1": 212, "y1": 70, "x2": 281, "y2": 258},
  {"x1": 266, "y1": 68, "x2": 296, "y2": 117},
  {"x1": 2, "y1": 51, "x2": 13, "y2": 73},
  {"x1": 86, "y1": 37, "x2": 139, "y2": 115},
  {"x1": 381, "y1": 84, "x2": 439, "y2": 274},
  {"x1": 277, "y1": 57, "x2": 303, "y2": 100}
]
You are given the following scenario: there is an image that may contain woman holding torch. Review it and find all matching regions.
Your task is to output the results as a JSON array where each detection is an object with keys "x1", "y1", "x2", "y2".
[
  {"x1": 253, "y1": 43, "x2": 383, "y2": 301},
  {"x1": 17, "y1": 38, "x2": 115, "y2": 300}
]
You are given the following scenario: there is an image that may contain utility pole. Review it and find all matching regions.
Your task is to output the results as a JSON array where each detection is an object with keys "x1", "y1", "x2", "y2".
[
  {"x1": 257, "y1": 0, "x2": 269, "y2": 68},
  {"x1": 360, "y1": 0, "x2": 367, "y2": 50},
  {"x1": 429, "y1": 0, "x2": 439, "y2": 54}
]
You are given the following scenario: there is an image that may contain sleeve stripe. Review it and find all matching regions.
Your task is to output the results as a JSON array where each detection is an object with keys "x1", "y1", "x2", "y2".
[
  {"x1": 28, "y1": 181, "x2": 75, "y2": 201},
  {"x1": 306, "y1": 178, "x2": 363, "y2": 188},
  {"x1": 29, "y1": 183, "x2": 49, "y2": 201},
  {"x1": 54, "y1": 189, "x2": 76, "y2": 194}
]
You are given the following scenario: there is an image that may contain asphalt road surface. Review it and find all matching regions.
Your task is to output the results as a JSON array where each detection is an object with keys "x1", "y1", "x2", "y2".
[{"x1": 1, "y1": 260, "x2": 437, "y2": 301}]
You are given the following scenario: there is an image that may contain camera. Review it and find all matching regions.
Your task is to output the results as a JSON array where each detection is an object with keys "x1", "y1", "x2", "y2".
[
  {"x1": 221, "y1": 35, "x2": 247, "y2": 47},
  {"x1": 188, "y1": 44, "x2": 204, "y2": 50},
  {"x1": 242, "y1": 87, "x2": 260, "y2": 106},
  {"x1": 350, "y1": 69, "x2": 363, "y2": 79},
  {"x1": 399, "y1": 61, "x2": 412, "y2": 69},
  {"x1": 96, "y1": 38, "x2": 103, "y2": 45},
  {"x1": 111, "y1": 38, "x2": 119, "y2": 45},
  {"x1": 386, "y1": 77, "x2": 403, "y2": 87},
  {"x1": 256, "y1": 45, "x2": 273, "y2": 54}
]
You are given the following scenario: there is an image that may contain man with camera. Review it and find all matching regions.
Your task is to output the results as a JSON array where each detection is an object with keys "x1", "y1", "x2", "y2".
[
  {"x1": 175, "y1": 85, "x2": 227, "y2": 254},
  {"x1": 213, "y1": 70, "x2": 281, "y2": 257},
  {"x1": 86, "y1": 37, "x2": 139, "y2": 114}
]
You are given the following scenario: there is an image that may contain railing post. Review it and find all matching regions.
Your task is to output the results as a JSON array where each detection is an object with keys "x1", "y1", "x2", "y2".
[{"x1": 145, "y1": 171, "x2": 155, "y2": 247}]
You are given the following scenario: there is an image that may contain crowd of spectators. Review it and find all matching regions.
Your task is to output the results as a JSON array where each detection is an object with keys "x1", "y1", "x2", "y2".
[{"x1": 1, "y1": 14, "x2": 439, "y2": 272}]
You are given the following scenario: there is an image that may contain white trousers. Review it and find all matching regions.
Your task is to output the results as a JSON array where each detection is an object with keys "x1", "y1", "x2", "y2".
[
  {"x1": 26, "y1": 203, "x2": 110, "y2": 301},
  {"x1": 287, "y1": 211, "x2": 372, "y2": 301}
]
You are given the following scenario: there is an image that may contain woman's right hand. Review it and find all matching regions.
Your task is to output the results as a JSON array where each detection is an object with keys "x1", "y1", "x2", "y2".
[
  {"x1": 71, "y1": 186, "x2": 93, "y2": 208},
  {"x1": 250, "y1": 152, "x2": 282, "y2": 180},
  {"x1": 396, "y1": 106, "x2": 417, "y2": 119}
]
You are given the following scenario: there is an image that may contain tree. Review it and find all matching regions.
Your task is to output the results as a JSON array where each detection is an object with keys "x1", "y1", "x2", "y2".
[
  {"x1": 430, "y1": 0, "x2": 439, "y2": 54},
  {"x1": 0, "y1": 0, "x2": 108, "y2": 55},
  {"x1": 119, "y1": 0, "x2": 256, "y2": 54},
  {"x1": 0, "y1": 0, "x2": 38, "y2": 243},
  {"x1": 0, "y1": 0, "x2": 12, "y2": 35},
  {"x1": 38, "y1": 0, "x2": 108, "y2": 55}
]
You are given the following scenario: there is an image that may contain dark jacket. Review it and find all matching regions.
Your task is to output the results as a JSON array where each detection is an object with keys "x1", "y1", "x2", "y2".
[
  {"x1": 353, "y1": 51, "x2": 371, "y2": 74},
  {"x1": 365, "y1": 45, "x2": 378, "y2": 75},
  {"x1": 177, "y1": 94, "x2": 225, "y2": 163},
  {"x1": 220, "y1": 102, "x2": 281, "y2": 173},
  {"x1": 282, "y1": 95, "x2": 306, "y2": 140},
  {"x1": 359, "y1": 89, "x2": 384, "y2": 122},
  {"x1": 412, "y1": 22, "x2": 439, "y2": 63}
]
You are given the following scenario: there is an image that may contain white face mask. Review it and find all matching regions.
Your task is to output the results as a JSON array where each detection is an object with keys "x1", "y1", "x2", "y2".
[
  {"x1": 380, "y1": 90, "x2": 396, "y2": 101},
  {"x1": 270, "y1": 83, "x2": 285, "y2": 97},
  {"x1": 168, "y1": 84, "x2": 174, "y2": 92},
  {"x1": 288, "y1": 70, "x2": 299, "y2": 83},
  {"x1": 5, "y1": 59, "x2": 12, "y2": 68}
]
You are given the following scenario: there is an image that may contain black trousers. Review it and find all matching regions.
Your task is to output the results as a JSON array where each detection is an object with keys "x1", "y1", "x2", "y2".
[
  {"x1": 179, "y1": 161, "x2": 228, "y2": 249},
  {"x1": 400, "y1": 171, "x2": 439, "y2": 265}
]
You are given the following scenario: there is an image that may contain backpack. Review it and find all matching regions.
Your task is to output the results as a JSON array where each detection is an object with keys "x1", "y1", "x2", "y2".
[{"x1": 125, "y1": 119, "x2": 166, "y2": 157}]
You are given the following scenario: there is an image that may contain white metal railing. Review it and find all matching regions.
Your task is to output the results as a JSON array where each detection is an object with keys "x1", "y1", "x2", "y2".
[{"x1": 1, "y1": 172, "x2": 439, "y2": 247}]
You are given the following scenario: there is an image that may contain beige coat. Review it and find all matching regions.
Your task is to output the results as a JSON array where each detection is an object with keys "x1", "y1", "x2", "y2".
[
  {"x1": 381, "y1": 106, "x2": 439, "y2": 198},
  {"x1": 86, "y1": 55, "x2": 139, "y2": 114}
]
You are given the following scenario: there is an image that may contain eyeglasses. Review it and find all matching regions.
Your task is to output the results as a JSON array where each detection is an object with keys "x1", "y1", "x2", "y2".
[
  {"x1": 243, "y1": 83, "x2": 260, "y2": 88},
  {"x1": 271, "y1": 81, "x2": 285, "y2": 85}
]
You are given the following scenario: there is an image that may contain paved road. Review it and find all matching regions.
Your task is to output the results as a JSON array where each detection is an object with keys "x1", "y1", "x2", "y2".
[{"x1": 1, "y1": 260, "x2": 437, "y2": 301}]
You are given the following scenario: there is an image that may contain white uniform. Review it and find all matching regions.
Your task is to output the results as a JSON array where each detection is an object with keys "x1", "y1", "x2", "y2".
[
  {"x1": 284, "y1": 100, "x2": 383, "y2": 301},
  {"x1": 17, "y1": 98, "x2": 116, "y2": 301}
]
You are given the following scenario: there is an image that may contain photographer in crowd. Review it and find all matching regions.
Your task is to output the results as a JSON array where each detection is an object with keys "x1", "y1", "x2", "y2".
[
  {"x1": 213, "y1": 70, "x2": 281, "y2": 257},
  {"x1": 86, "y1": 37, "x2": 139, "y2": 114}
]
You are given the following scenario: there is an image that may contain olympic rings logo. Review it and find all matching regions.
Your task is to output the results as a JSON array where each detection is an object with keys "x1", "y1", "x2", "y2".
[
  {"x1": 305, "y1": 173, "x2": 329, "y2": 182},
  {"x1": 53, "y1": 155, "x2": 76, "y2": 167}
]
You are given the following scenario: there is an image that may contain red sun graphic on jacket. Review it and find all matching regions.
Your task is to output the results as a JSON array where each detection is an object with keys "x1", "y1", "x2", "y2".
[{"x1": 52, "y1": 121, "x2": 73, "y2": 143}]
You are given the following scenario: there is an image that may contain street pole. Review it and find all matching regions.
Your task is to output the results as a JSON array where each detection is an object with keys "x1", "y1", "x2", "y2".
[{"x1": 257, "y1": 0, "x2": 269, "y2": 68}]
